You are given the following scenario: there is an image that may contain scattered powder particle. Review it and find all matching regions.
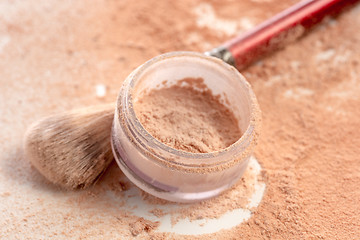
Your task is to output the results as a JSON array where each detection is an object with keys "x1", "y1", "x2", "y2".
[
  {"x1": 95, "y1": 84, "x2": 107, "y2": 98},
  {"x1": 108, "y1": 180, "x2": 130, "y2": 195},
  {"x1": 129, "y1": 217, "x2": 159, "y2": 236},
  {"x1": 149, "y1": 208, "x2": 165, "y2": 218},
  {"x1": 315, "y1": 48, "x2": 336, "y2": 61},
  {"x1": 0, "y1": 35, "x2": 11, "y2": 54},
  {"x1": 118, "y1": 181, "x2": 130, "y2": 191},
  {"x1": 0, "y1": 192, "x2": 11, "y2": 197},
  {"x1": 134, "y1": 78, "x2": 242, "y2": 153}
]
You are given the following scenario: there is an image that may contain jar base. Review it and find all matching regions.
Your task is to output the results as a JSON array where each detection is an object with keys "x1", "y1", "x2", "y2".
[{"x1": 111, "y1": 135, "x2": 249, "y2": 203}]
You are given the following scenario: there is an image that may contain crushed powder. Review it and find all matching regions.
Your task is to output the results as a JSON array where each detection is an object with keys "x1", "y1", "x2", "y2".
[
  {"x1": 129, "y1": 217, "x2": 159, "y2": 236},
  {"x1": 134, "y1": 78, "x2": 242, "y2": 153},
  {"x1": 2, "y1": 0, "x2": 360, "y2": 239}
]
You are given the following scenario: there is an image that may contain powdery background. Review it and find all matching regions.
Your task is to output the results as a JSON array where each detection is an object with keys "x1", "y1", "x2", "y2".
[{"x1": 1, "y1": 0, "x2": 359, "y2": 239}]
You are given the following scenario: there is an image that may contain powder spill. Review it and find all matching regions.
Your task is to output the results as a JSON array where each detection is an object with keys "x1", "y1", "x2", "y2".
[
  {"x1": 129, "y1": 217, "x2": 159, "y2": 237},
  {"x1": 2, "y1": 0, "x2": 360, "y2": 239},
  {"x1": 134, "y1": 78, "x2": 242, "y2": 153},
  {"x1": 102, "y1": 156, "x2": 265, "y2": 236}
]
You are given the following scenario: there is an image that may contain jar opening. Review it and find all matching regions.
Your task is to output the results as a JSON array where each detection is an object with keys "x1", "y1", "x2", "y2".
[{"x1": 118, "y1": 51, "x2": 260, "y2": 168}]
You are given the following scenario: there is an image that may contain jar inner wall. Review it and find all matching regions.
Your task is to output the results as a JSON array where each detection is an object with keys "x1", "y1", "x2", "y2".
[
  {"x1": 112, "y1": 52, "x2": 259, "y2": 203},
  {"x1": 131, "y1": 55, "x2": 251, "y2": 135}
]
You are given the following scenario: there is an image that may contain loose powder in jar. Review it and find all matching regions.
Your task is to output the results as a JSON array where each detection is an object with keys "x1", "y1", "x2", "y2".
[{"x1": 134, "y1": 77, "x2": 242, "y2": 153}]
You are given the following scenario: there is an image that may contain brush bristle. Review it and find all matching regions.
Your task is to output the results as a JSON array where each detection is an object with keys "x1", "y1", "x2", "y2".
[{"x1": 24, "y1": 105, "x2": 115, "y2": 189}]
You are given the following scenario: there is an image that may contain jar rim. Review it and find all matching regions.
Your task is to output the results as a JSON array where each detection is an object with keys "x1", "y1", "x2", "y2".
[{"x1": 117, "y1": 51, "x2": 261, "y2": 169}]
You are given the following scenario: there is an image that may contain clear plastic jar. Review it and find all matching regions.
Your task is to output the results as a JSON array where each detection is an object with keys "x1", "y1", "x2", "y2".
[{"x1": 111, "y1": 51, "x2": 261, "y2": 203}]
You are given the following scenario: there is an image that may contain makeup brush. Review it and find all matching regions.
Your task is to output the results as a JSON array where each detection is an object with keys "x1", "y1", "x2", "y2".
[
  {"x1": 24, "y1": 104, "x2": 114, "y2": 189},
  {"x1": 24, "y1": 0, "x2": 359, "y2": 189},
  {"x1": 207, "y1": 0, "x2": 360, "y2": 70}
]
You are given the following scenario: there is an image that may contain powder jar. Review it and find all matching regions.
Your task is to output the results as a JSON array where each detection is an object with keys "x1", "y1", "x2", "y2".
[{"x1": 111, "y1": 52, "x2": 261, "y2": 203}]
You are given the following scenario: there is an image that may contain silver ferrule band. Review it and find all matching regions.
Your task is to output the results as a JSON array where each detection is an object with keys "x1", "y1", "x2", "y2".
[{"x1": 204, "y1": 46, "x2": 236, "y2": 68}]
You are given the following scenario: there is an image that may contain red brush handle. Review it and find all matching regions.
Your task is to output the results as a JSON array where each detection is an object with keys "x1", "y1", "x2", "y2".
[{"x1": 207, "y1": 0, "x2": 360, "y2": 70}]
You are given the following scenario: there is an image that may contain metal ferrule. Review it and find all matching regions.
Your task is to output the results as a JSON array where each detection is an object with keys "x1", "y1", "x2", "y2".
[{"x1": 205, "y1": 46, "x2": 236, "y2": 68}]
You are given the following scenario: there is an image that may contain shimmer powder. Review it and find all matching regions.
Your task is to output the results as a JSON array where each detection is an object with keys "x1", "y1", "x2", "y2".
[{"x1": 134, "y1": 78, "x2": 242, "y2": 153}]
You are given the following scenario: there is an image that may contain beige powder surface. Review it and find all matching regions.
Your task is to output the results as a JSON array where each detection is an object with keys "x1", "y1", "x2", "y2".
[
  {"x1": 134, "y1": 78, "x2": 242, "y2": 153},
  {"x1": 1, "y1": 0, "x2": 360, "y2": 239}
]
